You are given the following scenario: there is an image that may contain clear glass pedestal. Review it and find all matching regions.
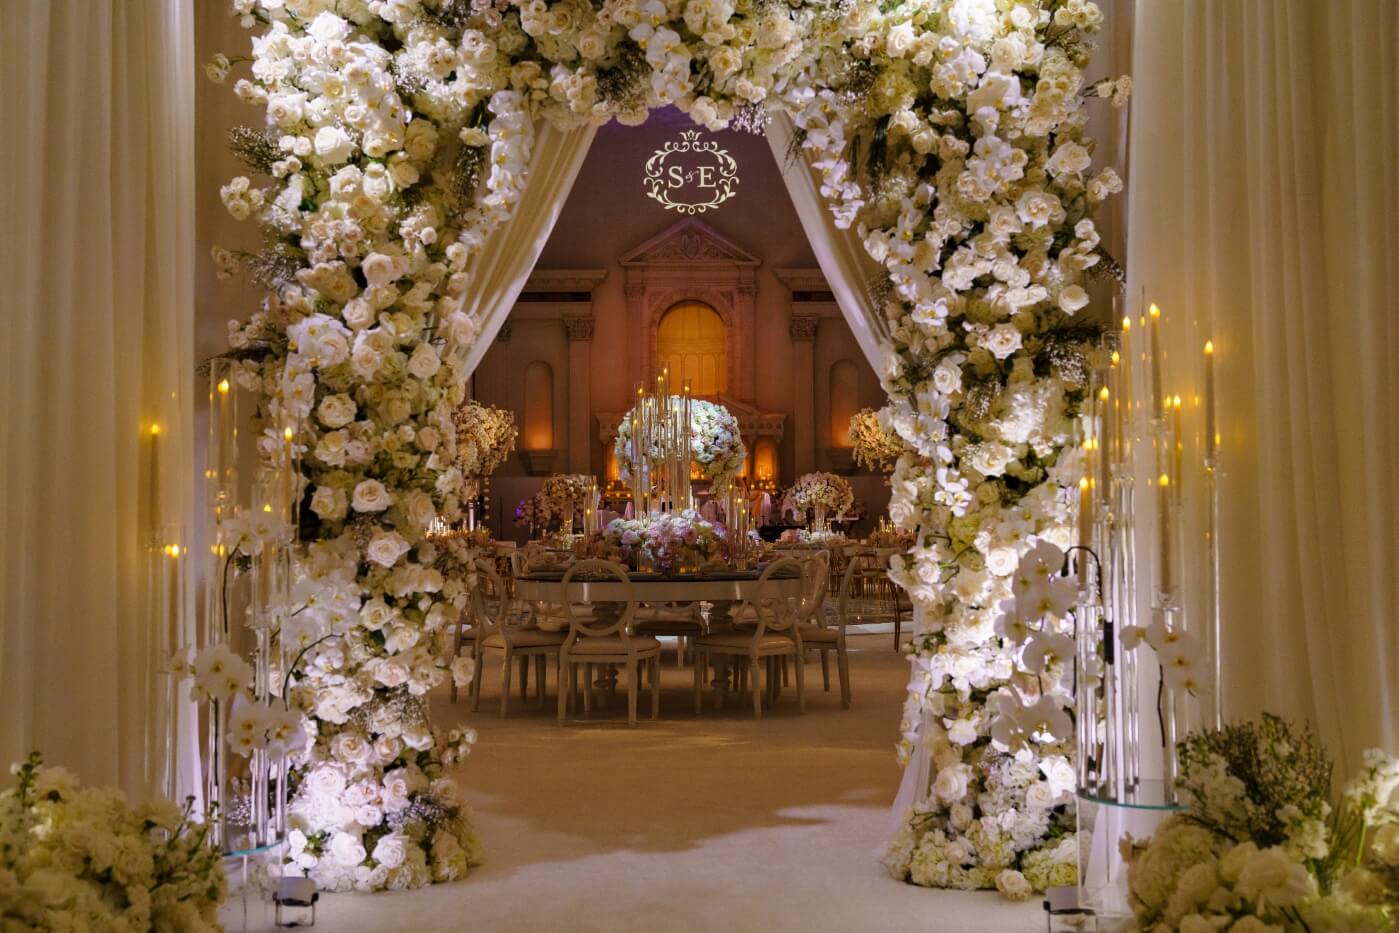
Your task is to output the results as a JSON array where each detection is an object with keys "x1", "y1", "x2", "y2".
[{"x1": 1074, "y1": 780, "x2": 1182, "y2": 927}]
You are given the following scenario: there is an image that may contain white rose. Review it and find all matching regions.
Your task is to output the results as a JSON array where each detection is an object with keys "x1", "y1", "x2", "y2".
[
  {"x1": 996, "y1": 869, "x2": 1032, "y2": 901},
  {"x1": 945, "y1": 718, "x2": 978, "y2": 746},
  {"x1": 331, "y1": 732, "x2": 372, "y2": 764},
  {"x1": 985, "y1": 547, "x2": 1019, "y2": 576},
  {"x1": 402, "y1": 722, "x2": 433, "y2": 751},
  {"x1": 310, "y1": 485, "x2": 348, "y2": 521},
  {"x1": 1058, "y1": 284, "x2": 1089, "y2": 313},
  {"x1": 406, "y1": 343, "x2": 441, "y2": 380},
  {"x1": 352, "y1": 479, "x2": 392, "y2": 513},
  {"x1": 451, "y1": 655, "x2": 475, "y2": 688},
  {"x1": 318, "y1": 393, "x2": 356, "y2": 428},
  {"x1": 382, "y1": 770, "x2": 412, "y2": 813},
  {"x1": 402, "y1": 490, "x2": 437, "y2": 530},
  {"x1": 366, "y1": 529, "x2": 411, "y2": 568},
  {"x1": 1025, "y1": 781, "x2": 1059, "y2": 810},
  {"x1": 372, "y1": 833, "x2": 410, "y2": 869},
  {"x1": 982, "y1": 323, "x2": 1023, "y2": 360},
  {"x1": 373, "y1": 736, "x2": 403, "y2": 763},
  {"x1": 416, "y1": 426, "x2": 441, "y2": 452},
  {"x1": 932, "y1": 361, "x2": 963, "y2": 395},
  {"x1": 328, "y1": 831, "x2": 367, "y2": 868},
  {"x1": 360, "y1": 252, "x2": 403, "y2": 287},
  {"x1": 932, "y1": 766, "x2": 970, "y2": 802},
  {"x1": 343, "y1": 297, "x2": 374, "y2": 330},
  {"x1": 314, "y1": 125, "x2": 354, "y2": 164}
]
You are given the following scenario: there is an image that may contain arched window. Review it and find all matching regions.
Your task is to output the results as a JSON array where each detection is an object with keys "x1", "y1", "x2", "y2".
[
  {"x1": 752, "y1": 438, "x2": 779, "y2": 483},
  {"x1": 829, "y1": 359, "x2": 859, "y2": 447},
  {"x1": 656, "y1": 301, "x2": 727, "y2": 396},
  {"x1": 523, "y1": 361, "x2": 554, "y2": 450}
]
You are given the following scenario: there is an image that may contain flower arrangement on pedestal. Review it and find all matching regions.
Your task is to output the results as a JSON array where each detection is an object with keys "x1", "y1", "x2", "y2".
[
  {"x1": 849, "y1": 408, "x2": 906, "y2": 473},
  {"x1": 1122, "y1": 716, "x2": 1399, "y2": 932},
  {"x1": 786, "y1": 472, "x2": 855, "y2": 519},
  {"x1": 600, "y1": 511, "x2": 724, "y2": 573},
  {"x1": 614, "y1": 397, "x2": 746, "y2": 493},
  {"x1": 453, "y1": 401, "x2": 516, "y2": 480},
  {"x1": 537, "y1": 474, "x2": 594, "y2": 529},
  {"x1": 0, "y1": 754, "x2": 227, "y2": 931}
]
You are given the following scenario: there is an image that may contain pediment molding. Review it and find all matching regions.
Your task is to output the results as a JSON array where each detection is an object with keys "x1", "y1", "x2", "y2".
[{"x1": 621, "y1": 219, "x2": 760, "y2": 268}]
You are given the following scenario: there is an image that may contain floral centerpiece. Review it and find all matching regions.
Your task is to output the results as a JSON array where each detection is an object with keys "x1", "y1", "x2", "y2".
[
  {"x1": 777, "y1": 527, "x2": 845, "y2": 547},
  {"x1": 1121, "y1": 716, "x2": 1399, "y2": 932},
  {"x1": 0, "y1": 754, "x2": 227, "y2": 931},
  {"x1": 537, "y1": 474, "x2": 593, "y2": 529},
  {"x1": 453, "y1": 401, "x2": 516, "y2": 480},
  {"x1": 600, "y1": 511, "x2": 724, "y2": 573},
  {"x1": 849, "y1": 408, "x2": 906, "y2": 473},
  {"x1": 786, "y1": 472, "x2": 855, "y2": 530},
  {"x1": 614, "y1": 397, "x2": 746, "y2": 493}
]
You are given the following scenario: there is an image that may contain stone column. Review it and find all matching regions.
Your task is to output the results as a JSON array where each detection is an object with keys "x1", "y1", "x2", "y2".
[
  {"x1": 563, "y1": 315, "x2": 594, "y2": 475},
  {"x1": 790, "y1": 314, "x2": 820, "y2": 478}
]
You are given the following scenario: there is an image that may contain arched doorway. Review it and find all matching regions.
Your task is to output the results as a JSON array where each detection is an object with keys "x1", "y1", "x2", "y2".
[{"x1": 656, "y1": 300, "x2": 727, "y2": 397}]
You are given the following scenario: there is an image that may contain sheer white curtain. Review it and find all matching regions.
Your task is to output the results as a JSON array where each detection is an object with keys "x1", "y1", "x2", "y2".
[
  {"x1": 1128, "y1": 0, "x2": 1398, "y2": 769},
  {"x1": 765, "y1": 114, "x2": 886, "y2": 372},
  {"x1": 0, "y1": 0, "x2": 196, "y2": 797},
  {"x1": 460, "y1": 122, "x2": 597, "y2": 378}
]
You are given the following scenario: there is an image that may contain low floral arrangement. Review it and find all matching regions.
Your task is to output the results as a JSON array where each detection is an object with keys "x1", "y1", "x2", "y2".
[
  {"x1": 536, "y1": 474, "x2": 593, "y2": 528},
  {"x1": 600, "y1": 511, "x2": 724, "y2": 573},
  {"x1": 614, "y1": 398, "x2": 747, "y2": 493},
  {"x1": 453, "y1": 401, "x2": 516, "y2": 480},
  {"x1": 866, "y1": 525, "x2": 916, "y2": 550},
  {"x1": 849, "y1": 408, "x2": 906, "y2": 473},
  {"x1": 786, "y1": 472, "x2": 855, "y2": 517},
  {"x1": 1122, "y1": 715, "x2": 1399, "y2": 932},
  {"x1": 0, "y1": 754, "x2": 227, "y2": 930},
  {"x1": 777, "y1": 527, "x2": 845, "y2": 547}
]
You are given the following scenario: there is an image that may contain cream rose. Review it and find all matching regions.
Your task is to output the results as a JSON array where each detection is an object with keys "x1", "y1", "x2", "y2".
[
  {"x1": 352, "y1": 479, "x2": 392, "y2": 513},
  {"x1": 365, "y1": 529, "x2": 411, "y2": 567}
]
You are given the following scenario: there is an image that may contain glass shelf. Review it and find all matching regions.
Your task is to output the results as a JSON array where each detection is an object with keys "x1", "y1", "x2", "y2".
[{"x1": 1077, "y1": 779, "x2": 1184, "y2": 812}]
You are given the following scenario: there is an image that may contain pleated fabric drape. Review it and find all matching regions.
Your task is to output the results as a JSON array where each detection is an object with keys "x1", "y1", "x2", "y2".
[
  {"x1": 1127, "y1": 0, "x2": 1398, "y2": 769},
  {"x1": 765, "y1": 113, "x2": 887, "y2": 372},
  {"x1": 0, "y1": 0, "x2": 197, "y2": 797},
  {"x1": 459, "y1": 122, "x2": 598, "y2": 379}
]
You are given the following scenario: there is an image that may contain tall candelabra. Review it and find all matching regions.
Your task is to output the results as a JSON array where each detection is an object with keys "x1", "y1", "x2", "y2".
[{"x1": 626, "y1": 368, "x2": 694, "y2": 517}]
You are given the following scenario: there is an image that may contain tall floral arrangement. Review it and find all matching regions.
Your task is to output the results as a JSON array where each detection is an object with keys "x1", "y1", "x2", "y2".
[
  {"x1": 453, "y1": 400, "x2": 516, "y2": 479},
  {"x1": 786, "y1": 471, "x2": 855, "y2": 516},
  {"x1": 614, "y1": 397, "x2": 747, "y2": 493},
  {"x1": 537, "y1": 474, "x2": 593, "y2": 527},
  {"x1": 212, "y1": 0, "x2": 1121, "y2": 894},
  {"x1": 0, "y1": 754, "x2": 226, "y2": 931},
  {"x1": 1122, "y1": 717, "x2": 1399, "y2": 932}
]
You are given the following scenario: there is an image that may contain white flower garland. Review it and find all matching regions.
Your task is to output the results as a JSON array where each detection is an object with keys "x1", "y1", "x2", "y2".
[{"x1": 212, "y1": 0, "x2": 1121, "y2": 894}]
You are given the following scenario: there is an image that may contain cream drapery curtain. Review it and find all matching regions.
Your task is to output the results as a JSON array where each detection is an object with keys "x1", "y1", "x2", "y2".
[
  {"x1": 765, "y1": 114, "x2": 886, "y2": 373},
  {"x1": 1127, "y1": 0, "x2": 1398, "y2": 769},
  {"x1": 0, "y1": 0, "x2": 196, "y2": 798},
  {"x1": 459, "y1": 122, "x2": 597, "y2": 379}
]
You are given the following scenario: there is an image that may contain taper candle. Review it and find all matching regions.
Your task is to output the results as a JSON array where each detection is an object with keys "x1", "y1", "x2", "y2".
[
  {"x1": 1204, "y1": 340, "x2": 1217, "y2": 463},
  {"x1": 1078, "y1": 476, "x2": 1092, "y2": 588},
  {"x1": 1158, "y1": 472, "x2": 1173, "y2": 592},
  {"x1": 1149, "y1": 303, "x2": 1164, "y2": 419},
  {"x1": 1170, "y1": 395, "x2": 1183, "y2": 505}
]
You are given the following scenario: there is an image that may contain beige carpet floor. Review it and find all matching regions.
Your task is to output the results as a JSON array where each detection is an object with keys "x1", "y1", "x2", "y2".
[{"x1": 253, "y1": 635, "x2": 1042, "y2": 932}]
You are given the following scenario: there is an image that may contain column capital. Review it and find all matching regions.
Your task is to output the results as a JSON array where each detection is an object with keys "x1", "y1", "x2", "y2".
[
  {"x1": 789, "y1": 315, "x2": 820, "y2": 341},
  {"x1": 563, "y1": 316, "x2": 595, "y2": 341}
]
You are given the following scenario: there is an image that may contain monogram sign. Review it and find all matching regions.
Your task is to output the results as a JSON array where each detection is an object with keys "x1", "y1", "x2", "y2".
[{"x1": 643, "y1": 131, "x2": 739, "y2": 215}]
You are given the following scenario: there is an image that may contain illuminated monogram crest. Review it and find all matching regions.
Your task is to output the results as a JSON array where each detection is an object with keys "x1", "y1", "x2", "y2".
[{"x1": 643, "y1": 131, "x2": 739, "y2": 214}]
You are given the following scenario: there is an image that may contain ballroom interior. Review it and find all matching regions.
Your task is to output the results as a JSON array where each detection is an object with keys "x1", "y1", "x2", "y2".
[{"x1": 3, "y1": 1, "x2": 1397, "y2": 931}]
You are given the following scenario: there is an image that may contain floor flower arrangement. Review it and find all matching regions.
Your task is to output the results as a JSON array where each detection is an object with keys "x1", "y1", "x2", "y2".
[
  {"x1": 1121, "y1": 716, "x2": 1399, "y2": 932},
  {"x1": 614, "y1": 397, "x2": 746, "y2": 493},
  {"x1": 0, "y1": 755, "x2": 226, "y2": 931}
]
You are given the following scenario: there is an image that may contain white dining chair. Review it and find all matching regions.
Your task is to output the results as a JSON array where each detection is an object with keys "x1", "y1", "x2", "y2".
[
  {"x1": 692, "y1": 557, "x2": 806, "y2": 718},
  {"x1": 470, "y1": 558, "x2": 565, "y2": 717},
  {"x1": 557, "y1": 560, "x2": 662, "y2": 726}
]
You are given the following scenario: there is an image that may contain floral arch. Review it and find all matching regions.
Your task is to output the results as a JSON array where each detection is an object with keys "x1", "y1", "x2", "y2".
[{"x1": 213, "y1": 0, "x2": 1122, "y2": 896}]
